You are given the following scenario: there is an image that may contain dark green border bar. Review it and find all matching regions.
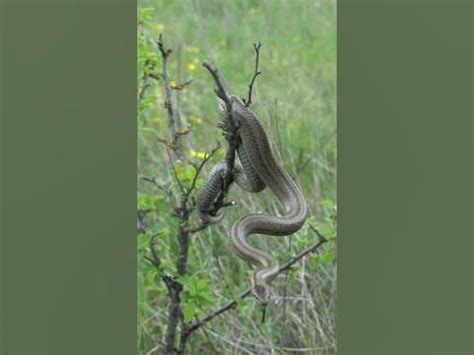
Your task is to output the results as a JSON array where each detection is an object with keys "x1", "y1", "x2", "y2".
[
  {"x1": 338, "y1": 1, "x2": 473, "y2": 354},
  {"x1": 0, "y1": 1, "x2": 136, "y2": 354}
]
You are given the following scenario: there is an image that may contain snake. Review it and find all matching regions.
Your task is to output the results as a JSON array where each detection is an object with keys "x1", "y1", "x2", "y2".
[{"x1": 196, "y1": 96, "x2": 307, "y2": 306}]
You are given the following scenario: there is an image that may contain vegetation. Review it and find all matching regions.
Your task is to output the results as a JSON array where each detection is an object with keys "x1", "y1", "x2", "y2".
[{"x1": 137, "y1": 0, "x2": 336, "y2": 353}]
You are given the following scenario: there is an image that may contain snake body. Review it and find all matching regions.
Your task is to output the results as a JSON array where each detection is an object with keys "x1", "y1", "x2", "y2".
[{"x1": 197, "y1": 96, "x2": 307, "y2": 305}]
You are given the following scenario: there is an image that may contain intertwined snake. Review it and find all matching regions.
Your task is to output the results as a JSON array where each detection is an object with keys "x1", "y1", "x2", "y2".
[{"x1": 197, "y1": 96, "x2": 307, "y2": 306}]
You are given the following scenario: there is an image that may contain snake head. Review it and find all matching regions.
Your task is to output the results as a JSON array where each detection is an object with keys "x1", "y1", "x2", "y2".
[
  {"x1": 252, "y1": 284, "x2": 270, "y2": 306},
  {"x1": 230, "y1": 96, "x2": 247, "y2": 113},
  {"x1": 217, "y1": 95, "x2": 246, "y2": 115}
]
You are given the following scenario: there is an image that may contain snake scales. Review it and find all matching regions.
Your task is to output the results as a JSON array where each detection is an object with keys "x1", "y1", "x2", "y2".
[{"x1": 197, "y1": 96, "x2": 307, "y2": 305}]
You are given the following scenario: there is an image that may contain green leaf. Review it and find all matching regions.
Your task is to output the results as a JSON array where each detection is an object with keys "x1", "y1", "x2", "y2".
[
  {"x1": 321, "y1": 251, "x2": 334, "y2": 265},
  {"x1": 288, "y1": 266, "x2": 299, "y2": 281},
  {"x1": 321, "y1": 199, "x2": 334, "y2": 211},
  {"x1": 177, "y1": 275, "x2": 192, "y2": 287},
  {"x1": 183, "y1": 165, "x2": 195, "y2": 186},
  {"x1": 146, "y1": 270, "x2": 157, "y2": 285},
  {"x1": 310, "y1": 255, "x2": 321, "y2": 269},
  {"x1": 198, "y1": 294, "x2": 215, "y2": 308},
  {"x1": 151, "y1": 194, "x2": 164, "y2": 208},
  {"x1": 160, "y1": 227, "x2": 170, "y2": 238},
  {"x1": 196, "y1": 279, "x2": 209, "y2": 292},
  {"x1": 183, "y1": 301, "x2": 197, "y2": 323},
  {"x1": 137, "y1": 193, "x2": 152, "y2": 209},
  {"x1": 187, "y1": 283, "x2": 197, "y2": 297},
  {"x1": 137, "y1": 233, "x2": 149, "y2": 251},
  {"x1": 138, "y1": 7, "x2": 154, "y2": 23}
]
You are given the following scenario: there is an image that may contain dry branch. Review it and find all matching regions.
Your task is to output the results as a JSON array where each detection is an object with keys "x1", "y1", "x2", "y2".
[
  {"x1": 202, "y1": 61, "x2": 232, "y2": 113},
  {"x1": 157, "y1": 34, "x2": 180, "y2": 158}
]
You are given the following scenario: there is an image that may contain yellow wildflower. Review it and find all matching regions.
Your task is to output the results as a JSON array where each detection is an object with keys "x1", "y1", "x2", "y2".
[
  {"x1": 248, "y1": 7, "x2": 258, "y2": 16},
  {"x1": 186, "y1": 63, "x2": 197, "y2": 72},
  {"x1": 189, "y1": 149, "x2": 208, "y2": 159},
  {"x1": 155, "y1": 23, "x2": 165, "y2": 32},
  {"x1": 190, "y1": 116, "x2": 203, "y2": 125}
]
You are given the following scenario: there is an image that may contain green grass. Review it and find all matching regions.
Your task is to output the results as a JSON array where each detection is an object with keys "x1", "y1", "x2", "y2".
[{"x1": 138, "y1": 0, "x2": 336, "y2": 353}]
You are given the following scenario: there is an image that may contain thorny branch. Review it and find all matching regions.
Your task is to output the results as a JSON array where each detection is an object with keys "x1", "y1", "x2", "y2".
[
  {"x1": 157, "y1": 33, "x2": 180, "y2": 158},
  {"x1": 152, "y1": 33, "x2": 213, "y2": 355},
  {"x1": 183, "y1": 230, "x2": 328, "y2": 337}
]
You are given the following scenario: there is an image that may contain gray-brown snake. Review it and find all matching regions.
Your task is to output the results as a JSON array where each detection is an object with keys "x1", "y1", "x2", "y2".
[{"x1": 197, "y1": 96, "x2": 307, "y2": 306}]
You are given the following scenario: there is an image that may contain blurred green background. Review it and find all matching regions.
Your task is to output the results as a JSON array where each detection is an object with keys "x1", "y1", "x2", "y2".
[{"x1": 137, "y1": 0, "x2": 336, "y2": 353}]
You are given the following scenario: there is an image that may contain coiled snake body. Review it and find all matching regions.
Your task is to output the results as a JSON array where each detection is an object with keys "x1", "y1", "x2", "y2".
[{"x1": 197, "y1": 96, "x2": 307, "y2": 305}]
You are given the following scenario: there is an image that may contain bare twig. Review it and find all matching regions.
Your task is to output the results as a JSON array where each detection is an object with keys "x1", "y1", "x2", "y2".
[
  {"x1": 171, "y1": 79, "x2": 193, "y2": 91},
  {"x1": 166, "y1": 149, "x2": 186, "y2": 196},
  {"x1": 138, "y1": 59, "x2": 160, "y2": 103},
  {"x1": 184, "y1": 231, "x2": 328, "y2": 335},
  {"x1": 202, "y1": 61, "x2": 233, "y2": 123},
  {"x1": 244, "y1": 42, "x2": 262, "y2": 107},
  {"x1": 184, "y1": 222, "x2": 210, "y2": 234},
  {"x1": 157, "y1": 34, "x2": 181, "y2": 158},
  {"x1": 138, "y1": 74, "x2": 152, "y2": 102},
  {"x1": 140, "y1": 175, "x2": 174, "y2": 201}
]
